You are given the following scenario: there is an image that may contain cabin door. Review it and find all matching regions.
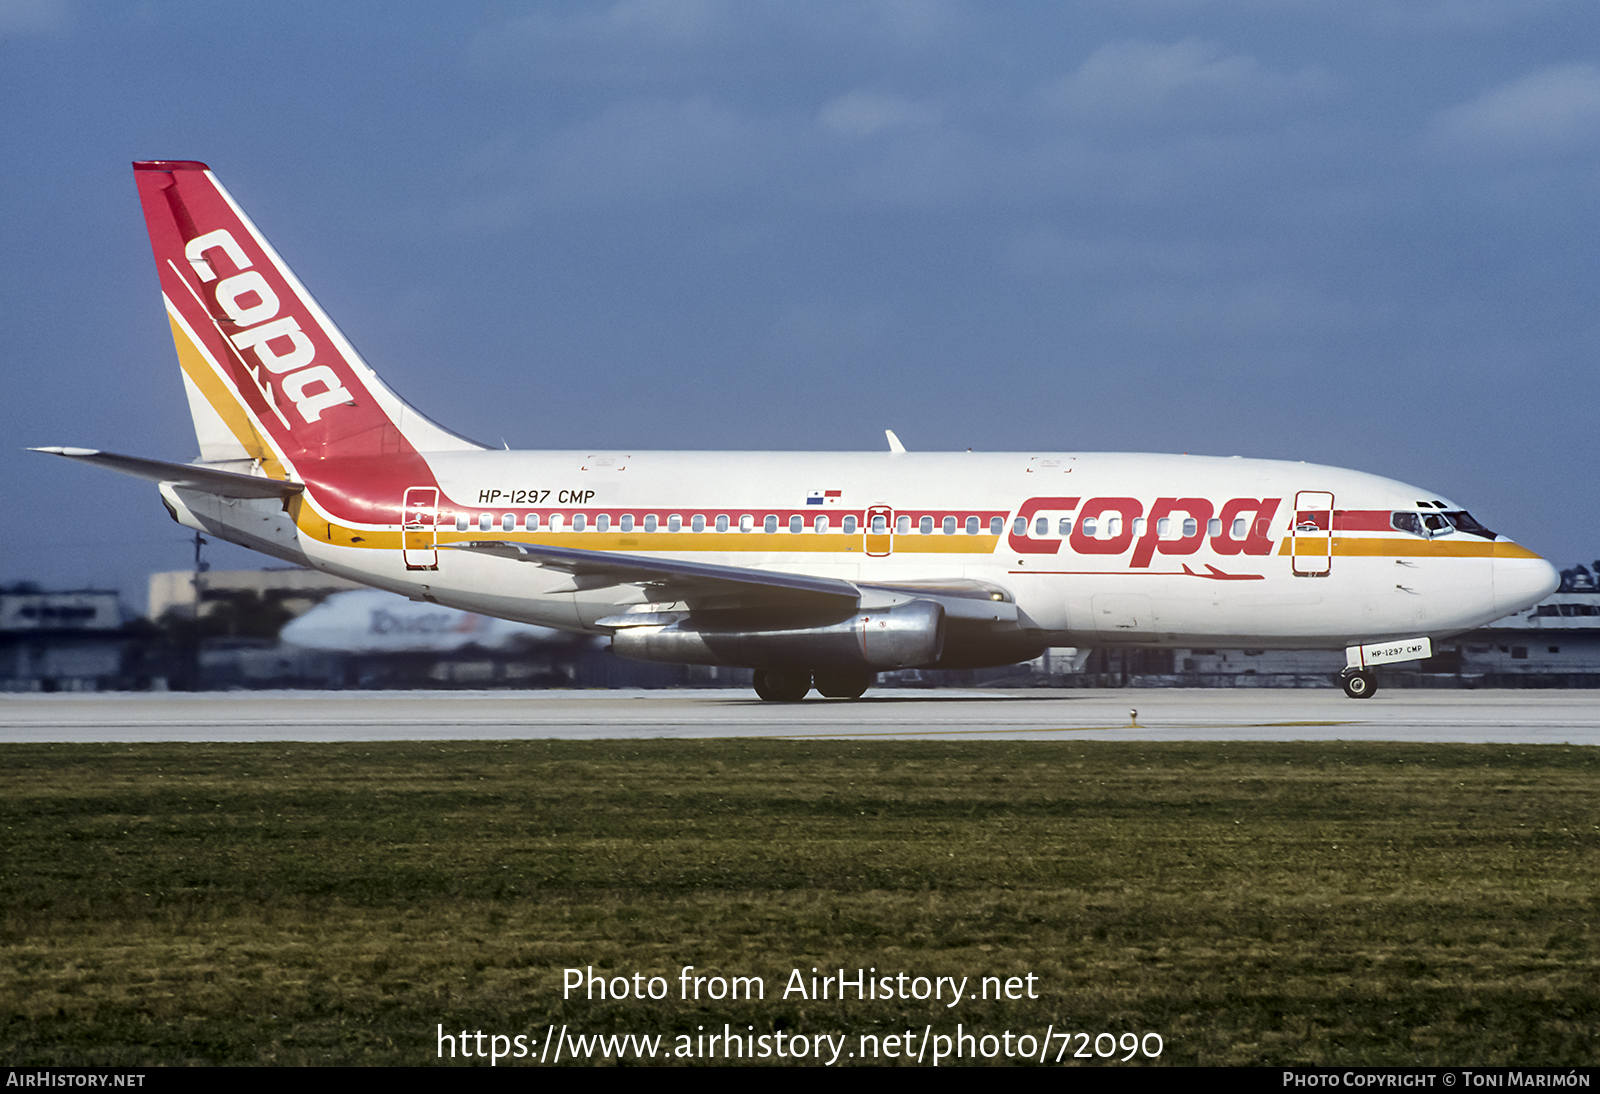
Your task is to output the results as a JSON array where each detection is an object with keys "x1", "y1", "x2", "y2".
[
  {"x1": 1291, "y1": 491, "x2": 1333, "y2": 577},
  {"x1": 403, "y1": 486, "x2": 439, "y2": 571},
  {"x1": 864, "y1": 505, "x2": 894, "y2": 557}
]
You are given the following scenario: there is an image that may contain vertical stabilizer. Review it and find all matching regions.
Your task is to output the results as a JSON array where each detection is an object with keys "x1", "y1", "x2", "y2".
[{"x1": 132, "y1": 161, "x2": 483, "y2": 473}]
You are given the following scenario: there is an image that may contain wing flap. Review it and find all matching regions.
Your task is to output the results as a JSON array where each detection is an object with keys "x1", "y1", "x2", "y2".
[
  {"x1": 448, "y1": 541, "x2": 862, "y2": 610},
  {"x1": 448, "y1": 542, "x2": 1025, "y2": 623}
]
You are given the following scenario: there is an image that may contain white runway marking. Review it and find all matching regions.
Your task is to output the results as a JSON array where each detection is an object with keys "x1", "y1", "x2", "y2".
[{"x1": 2, "y1": 689, "x2": 1598, "y2": 744}]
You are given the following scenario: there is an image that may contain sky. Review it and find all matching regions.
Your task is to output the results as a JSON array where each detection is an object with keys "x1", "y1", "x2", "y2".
[{"x1": 4, "y1": 0, "x2": 1598, "y2": 612}]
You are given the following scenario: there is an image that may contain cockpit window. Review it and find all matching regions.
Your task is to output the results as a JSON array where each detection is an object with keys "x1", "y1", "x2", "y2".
[
  {"x1": 1444, "y1": 511, "x2": 1496, "y2": 539},
  {"x1": 1392, "y1": 510, "x2": 1496, "y2": 539},
  {"x1": 1391, "y1": 512, "x2": 1426, "y2": 537}
]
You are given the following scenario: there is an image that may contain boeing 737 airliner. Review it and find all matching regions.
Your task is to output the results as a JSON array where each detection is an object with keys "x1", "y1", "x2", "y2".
[{"x1": 35, "y1": 161, "x2": 1560, "y2": 700}]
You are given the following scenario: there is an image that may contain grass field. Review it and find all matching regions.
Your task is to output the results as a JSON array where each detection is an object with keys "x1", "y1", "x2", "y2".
[{"x1": 1, "y1": 739, "x2": 1596, "y2": 1066}]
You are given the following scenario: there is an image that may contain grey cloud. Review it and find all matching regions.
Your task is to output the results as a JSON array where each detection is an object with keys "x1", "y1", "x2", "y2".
[
  {"x1": 1007, "y1": 230, "x2": 1282, "y2": 281},
  {"x1": 443, "y1": 94, "x2": 814, "y2": 220},
  {"x1": 468, "y1": 0, "x2": 964, "y2": 83},
  {"x1": 446, "y1": 79, "x2": 1335, "y2": 225},
  {"x1": 1042, "y1": 39, "x2": 1333, "y2": 131},
  {"x1": 763, "y1": 299, "x2": 895, "y2": 367},
  {"x1": 0, "y1": 0, "x2": 68, "y2": 37},
  {"x1": 536, "y1": 94, "x2": 800, "y2": 199},
  {"x1": 819, "y1": 90, "x2": 942, "y2": 136},
  {"x1": 1355, "y1": 0, "x2": 1563, "y2": 32},
  {"x1": 1090, "y1": 0, "x2": 1560, "y2": 33},
  {"x1": 1429, "y1": 64, "x2": 1600, "y2": 159}
]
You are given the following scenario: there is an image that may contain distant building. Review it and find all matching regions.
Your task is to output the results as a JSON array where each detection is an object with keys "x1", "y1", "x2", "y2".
[
  {"x1": 0, "y1": 587, "x2": 131, "y2": 692},
  {"x1": 0, "y1": 589, "x2": 124, "y2": 632},
  {"x1": 1440, "y1": 576, "x2": 1600, "y2": 684},
  {"x1": 148, "y1": 567, "x2": 364, "y2": 621}
]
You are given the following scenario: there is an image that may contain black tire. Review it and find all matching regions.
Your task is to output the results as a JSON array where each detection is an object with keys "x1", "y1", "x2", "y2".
[
  {"x1": 1341, "y1": 671, "x2": 1377, "y2": 699},
  {"x1": 813, "y1": 668, "x2": 873, "y2": 700},
  {"x1": 753, "y1": 668, "x2": 812, "y2": 702}
]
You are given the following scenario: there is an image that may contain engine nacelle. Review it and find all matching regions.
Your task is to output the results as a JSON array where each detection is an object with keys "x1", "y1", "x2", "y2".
[{"x1": 611, "y1": 599, "x2": 946, "y2": 670}]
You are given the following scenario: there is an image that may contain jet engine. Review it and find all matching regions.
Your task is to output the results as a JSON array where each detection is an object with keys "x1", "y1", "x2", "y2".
[{"x1": 609, "y1": 598, "x2": 946, "y2": 670}]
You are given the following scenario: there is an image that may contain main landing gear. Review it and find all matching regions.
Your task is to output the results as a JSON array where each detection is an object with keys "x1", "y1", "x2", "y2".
[
  {"x1": 813, "y1": 668, "x2": 873, "y2": 699},
  {"x1": 1340, "y1": 670, "x2": 1378, "y2": 699},
  {"x1": 751, "y1": 668, "x2": 874, "y2": 701}
]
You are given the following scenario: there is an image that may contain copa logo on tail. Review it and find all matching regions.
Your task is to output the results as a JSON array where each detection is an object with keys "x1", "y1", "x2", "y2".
[
  {"x1": 132, "y1": 161, "x2": 480, "y2": 523},
  {"x1": 133, "y1": 160, "x2": 485, "y2": 478},
  {"x1": 182, "y1": 227, "x2": 353, "y2": 425}
]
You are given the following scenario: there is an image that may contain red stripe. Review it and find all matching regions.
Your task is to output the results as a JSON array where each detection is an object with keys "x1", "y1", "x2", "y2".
[
  {"x1": 1333, "y1": 510, "x2": 1392, "y2": 532},
  {"x1": 440, "y1": 505, "x2": 1009, "y2": 522}
]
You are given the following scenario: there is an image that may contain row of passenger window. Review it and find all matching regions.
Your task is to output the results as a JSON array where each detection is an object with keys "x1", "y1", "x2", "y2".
[
  {"x1": 452, "y1": 513, "x2": 1009, "y2": 535},
  {"x1": 1013, "y1": 515, "x2": 1247, "y2": 539},
  {"x1": 884, "y1": 515, "x2": 1004, "y2": 535}
]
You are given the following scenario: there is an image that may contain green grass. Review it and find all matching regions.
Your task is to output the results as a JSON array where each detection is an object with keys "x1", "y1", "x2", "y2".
[{"x1": 1, "y1": 740, "x2": 1596, "y2": 1066}]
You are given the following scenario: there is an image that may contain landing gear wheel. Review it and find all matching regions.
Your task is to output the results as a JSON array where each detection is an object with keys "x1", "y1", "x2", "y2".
[
  {"x1": 753, "y1": 668, "x2": 812, "y2": 702},
  {"x1": 1341, "y1": 670, "x2": 1377, "y2": 699},
  {"x1": 813, "y1": 668, "x2": 874, "y2": 700}
]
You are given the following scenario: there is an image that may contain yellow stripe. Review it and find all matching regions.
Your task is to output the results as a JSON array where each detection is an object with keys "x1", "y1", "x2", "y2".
[
  {"x1": 880, "y1": 537, "x2": 991, "y2": 554},
  {"x1": 288, "y1": 499, "x2": 402, "y2": 549},
  {"x1": 435, "y1": 531, "x2": 1002, "y2": 555},
  {"x1": 1275, "y1": 537, "x2": 1540, "y2": 559},
  {"x1": 1335, "y1": 538, "x2": 1492, "y2": 557},
  {"x1": 1493, "y1": 541, "x2": 1544, "y2": 560},
  {"x1": 169, "y1": 315, "x2": 289, "y2": 481}
]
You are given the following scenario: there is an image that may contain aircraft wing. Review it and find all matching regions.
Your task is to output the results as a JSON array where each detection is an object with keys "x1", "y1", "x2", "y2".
[
  {"x1": 449, "y1": 541, "x2": 862, "y2": 611},
  {"x1": 31, "y1": 447, "x2": 303, "y2": 500},
  {"x1": 448, "y1": 541, "x2": 1021, "y2": 623}
]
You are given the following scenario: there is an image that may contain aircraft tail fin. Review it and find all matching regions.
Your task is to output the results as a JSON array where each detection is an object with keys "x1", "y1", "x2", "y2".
[{"x1": 132, "y1": 161, "x2": 483, "y2": 472}]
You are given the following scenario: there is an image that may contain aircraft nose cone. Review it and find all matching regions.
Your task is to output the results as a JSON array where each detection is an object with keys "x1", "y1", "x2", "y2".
[{"x1": 1493, "y1": 544, "x2": 1560, "y2": 617}]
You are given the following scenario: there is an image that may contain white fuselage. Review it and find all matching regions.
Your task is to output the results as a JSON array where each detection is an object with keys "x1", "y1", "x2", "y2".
[{"x1": 203, "y1": 448, "x2": 1558, "y2": 653}]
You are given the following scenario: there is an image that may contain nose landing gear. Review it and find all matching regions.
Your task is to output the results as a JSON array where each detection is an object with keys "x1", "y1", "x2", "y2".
[{"x1": 1340, "y1": 669, "x2": 1377, "y2": 699}]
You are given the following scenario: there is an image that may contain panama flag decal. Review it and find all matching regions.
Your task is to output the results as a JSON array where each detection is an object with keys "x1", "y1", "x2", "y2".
[{"x1": 806, "y1": 490, "x2": 843, "y2": 506}]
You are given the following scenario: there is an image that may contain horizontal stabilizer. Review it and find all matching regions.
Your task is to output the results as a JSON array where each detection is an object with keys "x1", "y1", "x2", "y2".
[{"x1": 31, "y1": 447, "x2": 303, "y2": 499}]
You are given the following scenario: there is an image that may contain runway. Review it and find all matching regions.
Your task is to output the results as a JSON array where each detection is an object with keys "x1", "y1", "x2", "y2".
[{"x1": 2, "y1": 688, "x2": 1597, "y2": 744}]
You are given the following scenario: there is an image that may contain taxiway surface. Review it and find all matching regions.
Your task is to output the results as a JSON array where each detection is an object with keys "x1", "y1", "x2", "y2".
[{"x1": 2, "y1": 688, "x2": 1597, "y2": 744}]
